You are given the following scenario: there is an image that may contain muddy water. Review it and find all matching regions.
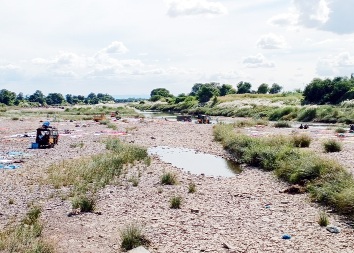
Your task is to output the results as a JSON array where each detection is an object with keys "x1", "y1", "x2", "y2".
[{"x1": 148, "y1": 146, "x2": 242, "y2": 177}]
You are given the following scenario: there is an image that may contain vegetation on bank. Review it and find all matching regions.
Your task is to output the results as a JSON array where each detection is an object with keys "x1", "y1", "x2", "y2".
[
  {"x1": 48, "y1": 138, "x2": 150, "y2": 211},
  {"x1": 213, "y1": 124, "x2": 354, "y2": 217},
  {"x1": 0, "y1": 205, "x2": 54, "y2": 252}
]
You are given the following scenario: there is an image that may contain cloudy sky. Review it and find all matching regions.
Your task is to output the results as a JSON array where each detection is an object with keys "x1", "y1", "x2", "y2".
[{"x1": 1, "y1": 0, "x2": 354, "y2": 97}]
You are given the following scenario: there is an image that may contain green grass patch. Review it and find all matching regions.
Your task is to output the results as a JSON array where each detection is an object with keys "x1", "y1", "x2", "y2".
[
  {"x1": 49, "y1": 138, "x2": 150, "y2": 197},
  {"x1": 213, "y1": 124, "x2": 354, "y2": 217},
  {"x1": 292, "y1": 134, "x2": 311, "y2": 148},
  {"x1": 120, "y1": 224, "x2": 149, "y2": 251},
  {"x1": 0, "y1": 205, "x2": 54, "y2": 252},
  {"x1": 170, "y1": 196, "x2": 182, "y2": 209},
  {"x1": 318, "y1": 211, "x2": 329, "y2": 226},
  {"x1": 71, "y1": 194, "x2": 96, "y2": 212},
  {"x1": 188, "y1": 183, "x2": 196, "y2": 193},
  {"x1": 323, "y1": 139, "x2": 342, "y2": 152},
  {"x1": 335, "y1": 127, "x2": 346, "y2": 133},
  {"x1": 160, "y1": 172, "x2": 177, "y2": 185},
  {"x1": 273, "y1": 121, "x2": 292, "y2": 128}
]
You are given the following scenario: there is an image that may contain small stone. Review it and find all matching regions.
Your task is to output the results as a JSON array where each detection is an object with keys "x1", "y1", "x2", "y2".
[
  {"x1": 326, "y1": 226, "x2": 340, "y2": 233},
  {"x1": 66, "y1": 212, "x2": 72, "y2": 217},
  {"x1": 128, "y1": 246, "x2": 151, "y2": 253}
]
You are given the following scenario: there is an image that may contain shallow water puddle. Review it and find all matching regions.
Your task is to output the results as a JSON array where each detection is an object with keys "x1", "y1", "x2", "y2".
[{"x1": 148, "y1": 146, "x2": 242, "y2": 177}]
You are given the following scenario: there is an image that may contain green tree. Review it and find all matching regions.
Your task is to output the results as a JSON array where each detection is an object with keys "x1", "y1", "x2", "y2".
[
  {"x1": 197, "y1": 85, "x2": 220, "y2": 103},
  {"x1": 150, "y1": 88, "x2": 173, "y2": 98},
  {"x1": 66, "y1": 94, "x2": 73, "y2": 104},
  {"x1": 219, "y1": 84, "x2": 236, "y2": 96},
  {"x1": 0, "y1": 89, "x2": 16, "y2": 105},
  {"x1": 269, "y1": 83, "x2": 282, "y2": 94},
  {"x1": 46, "y1": 93, "x2": 65, "y2": 105},
  {"x1": 237, "y1": 81, "x2": 252, "y2": 94},
  {"x1": 29, "y1": 90, "x2": 45, "y2": 105},
  {"x1": 257, "y1": 83, "x2": 269, "y2": 94}
]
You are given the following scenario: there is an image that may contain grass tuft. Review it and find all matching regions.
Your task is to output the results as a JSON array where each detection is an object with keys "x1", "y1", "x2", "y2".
[
  {"x1": 160, "y1": 172, "x2": 177, "y2": 185},
  {"x1": 170, "y1": 196, "x2": 182, "y2": 209},
  {"x1": 273, "y1": 121, "x2": 292, "y2": 128},
  {"x1": 292, "y1": 134, "x2": 311, "y2": 148},
  {"x1": 71, "y1": 194, "x2": 96, "y2": 212},
  {"x1": 318, "y1": 211, "x2": 329, "y2": 227},
  {"x1": 323, "y1": 139, "x2": 342, "y2": 152},
  {"x1": 120, "y1": 224, "x2": 149, "y2": 251},
  {"x1": 188, "y1": 183, "x2": 196, "y2": 193},
  {"x1": 335, "y1": 127, "x2": 346, "y2": 133}
]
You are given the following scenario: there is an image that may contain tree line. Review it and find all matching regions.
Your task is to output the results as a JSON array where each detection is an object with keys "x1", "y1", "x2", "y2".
[
  {"x1": 0, "y1": 90, "x2": 115, "y2": 106},
  {"x1": 150, "y1": 82, "x2": 283, "y2": 104}
]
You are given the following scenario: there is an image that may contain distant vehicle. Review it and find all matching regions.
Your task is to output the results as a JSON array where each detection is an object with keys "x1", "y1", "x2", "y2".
[
  {"x1": 197, "y1": 115, "x2": 211, "y2": 124},
  {"x1": 36, "y1": 122, "x2": 59, "y2": 148},
  {"x1": 177, "y1": 115, "x2": 192, "y2": 122},
  {"x1": 93, "y1": 113, "x2": 106, "y2": 122}
]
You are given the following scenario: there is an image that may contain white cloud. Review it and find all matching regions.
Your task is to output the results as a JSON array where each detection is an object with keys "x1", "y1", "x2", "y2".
[
  {"x1": 294, "y1": 0, "x2": 330, "y2": 27},
  {"x1": 53, "y1": 70, "x2": 78, "y2": 77},
  {"x1": 316, "y1": 52, "x2": 354, "y2": 76},
  {"x1": 167, "y1": 0, "x2": 228, "y2": 17},
  {"x1": 32, "y1": 52, "x2": 81, "y2": 67},
  {"x1": 256, "y1": 33, "x2": 287, "y2": 49},
  {"x1": 210, "y1": 70, "x2": 249, "y2": 80},
  {"x1": 268, "y1": 13, "x2": 297, "y2": 26},
  {"x1": 100, "y1": 41, "x2": 128, "y2": 54},
  {"x1": 243, "y1": 53, "x2": 275, "y2": 68},
  {"x1": 268, "y1": 0, "x2": 354, "y2": 34}
]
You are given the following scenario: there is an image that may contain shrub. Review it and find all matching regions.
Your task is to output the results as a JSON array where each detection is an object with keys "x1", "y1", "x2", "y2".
[
  {"x1": 11, "y1": 117, "x2": 19, "y2": 120},
  {"x1": 323, "y1": 140, "x2": 342, "y2": 152},
  {"x1": 188, "y1": 183, "x2": 196, "y2": 193},
  {"x1": 292, "y1": 134, "x2": 311, "y2": 148},
  {"x1": 160, "y1": 172, "x2": 177, "y2": 185},
  {"x1": 22, "y1": 205, "x2": 41, "y2": 225},
  {"x1": 120, "y1": 224, "x2": 148, "y2": 251},
  {"x1": 71, "y1": 195, "x2": 96, "y2": 212},
  {"x1": 170, "y1": 196, "x2": 182, "y2": 209},
  {"x1": 273, "y1": 121, "x2": 292, "y2": 128},
  {"x1": 335, "y1": 127, "x2": 346, "y2": 133},
  {"x1": 318, "y1": 211, "x2": 329, "y2": 226},
  {"x1": 297, "y1": 108, "x2": 317, "y2": 122}
]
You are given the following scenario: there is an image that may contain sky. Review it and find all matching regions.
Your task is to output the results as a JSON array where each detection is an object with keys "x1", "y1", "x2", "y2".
[{"x1": 1, "y1": 0, "x2": 354, "y2": 97}]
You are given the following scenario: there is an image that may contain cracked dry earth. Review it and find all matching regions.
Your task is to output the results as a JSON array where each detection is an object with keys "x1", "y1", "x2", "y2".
[{"x1": 1, "y1": 117, "x2": 354, "y2": 252}]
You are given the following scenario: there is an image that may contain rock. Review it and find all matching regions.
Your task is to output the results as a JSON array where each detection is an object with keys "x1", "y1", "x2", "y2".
[
  {"x1": 66, "y1": 212, "x2": 72, "y2": 217},
  {"x1": 128, "y1": 246, "x2": 151, "y2": 253},
  {"x1": 326, "y1": 226, "x2": 340, "y2": 233},
  {"x1": 191, "y1": 208, "x2": 199, "y2": 214}
]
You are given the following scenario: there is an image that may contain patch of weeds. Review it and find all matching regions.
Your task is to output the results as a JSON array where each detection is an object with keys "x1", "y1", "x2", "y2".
[
  {"x1": 128, "y1": 176, "x2": 139, "y2": 187},
  {"x1": 126, "y1": 126, "x2": 137, "y2": 133},
  {"x1": 120, "y1": 223, "x2": 149, "y2": 251},
  {"x1": 71, "y1": 194, "x2": 96, "y2": 212},
  {"x1": 318, "y1": 211, "x2": 329, "y2": 227},
  {"x1": 0, "y1": 205, "x2": 54, "y2": 252},
  {"x1": 323, "y1": 139, "x2": 342, "y2": 152},
  {"x1": 11, "y1": 117, "x2": 19, "y2": 120},
  {"x1": 99, "y1": 119, "x2": 109, "y2": 125},
  {"x1": 170, "y1": 196, "x2": 182, "y2": 209},
  {"x1": 8, "y1": 199, "x2": 14, "y2": 204},
  {"x1": 70, "y1": 142, "x2": 84, "y2": 148},
  {"x1": 273, "y1": 121, "x2": 292, "y2": 128},
  {"x1": 107, "y1": 123, "x2": 117, "y2": 130},
  {"x1": 160, "y1": 171, "x2": 177, "y2": 185},
  {"x1": 335, "y1": 127, "x2": 346, "y2": 133},
  {"x1": 188, "y1": 183, "x2": 196, "y2": 193},
  {"x1": 292, "y1": 134, "x2": 311, "y2": 148}
]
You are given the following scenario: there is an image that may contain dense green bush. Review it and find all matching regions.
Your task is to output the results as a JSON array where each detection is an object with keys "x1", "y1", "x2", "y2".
[{"x1": 323, "y1": 140, "x2": 342, "y2": 153}]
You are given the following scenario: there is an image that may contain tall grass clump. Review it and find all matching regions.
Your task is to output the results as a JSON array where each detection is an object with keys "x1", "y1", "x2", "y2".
[
  {"x1": 71, "y1": 194, "x2": 96, "y2": 212},
  {"x1": 297, "y1": 108, "x2": 317, "y2": 122},
  {"x1": 213, "y1": 123, "x2": 354, "y2": 217},
  {"x1": 0, "y1": 205, "x2": 54, "y2": 252},
  {"x1": 269, "y1": 107, "x2": 296, "y2": 121},
  {"x1": 318, "y1": 211, "x2": 329, "y2": 226},
  {"x1": 160, "y1": 171, "x2": 177, "y2": 185},
  {"x1": 323, "y1": 139, "x2": 342, "y2": 152},
  {"x1": 120, "y1": 224, "x2": 149, "y2": 251},
  {"x1": 49, "y1": 138, "x2": 150, "y2": 197},
  {"x1": 292, "y1": 134, "x2": 311, "y2": 148},
  {"x1": 170, "y1": 196, "x2": 182, "y2": 209},
  {"x1": 273, "y1": 121, "x2": 292, "y2": 128},
  {"x1": 188, "y1": 183, "x2": 196, "y2": 193},
  {"x1": 335, "y1": 127, "x2": 346, "y2": 133}
]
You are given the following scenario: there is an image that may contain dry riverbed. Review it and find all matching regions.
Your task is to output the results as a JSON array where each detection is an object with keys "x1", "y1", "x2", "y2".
[{"x1": 1, "y1": 116, "x2": 354, "y2": 252}]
